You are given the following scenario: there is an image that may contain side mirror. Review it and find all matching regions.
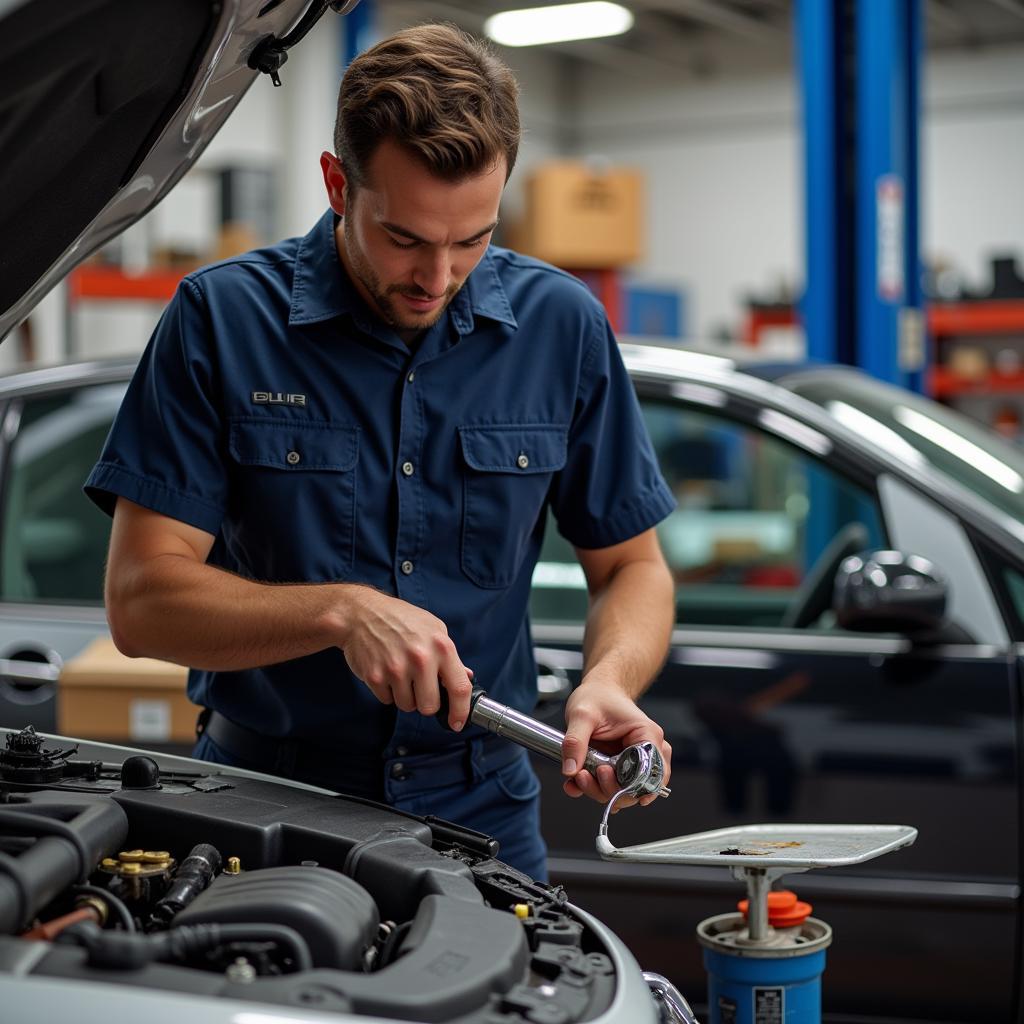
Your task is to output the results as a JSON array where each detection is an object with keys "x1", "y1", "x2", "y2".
[{"x1": 833, "y1": 550, "x2": 948, "y2": 635}]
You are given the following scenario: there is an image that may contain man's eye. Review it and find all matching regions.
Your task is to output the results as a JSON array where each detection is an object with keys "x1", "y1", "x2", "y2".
[
  {"x1": 388, "y1": 236, "x2": 418, "y2": 249},
  {"x1": 460, "y1": 238, "x2": 486, "y2": 249}
]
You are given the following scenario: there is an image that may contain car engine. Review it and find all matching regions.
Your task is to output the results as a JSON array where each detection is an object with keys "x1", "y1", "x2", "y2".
[{"x1": 0, "y1": 726, "x2": 659, "y2": 1023}]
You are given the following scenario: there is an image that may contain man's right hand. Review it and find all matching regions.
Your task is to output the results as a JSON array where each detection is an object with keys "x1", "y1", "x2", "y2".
[
  {"x1": 106, "y1": 500, "x2": 472, "y2": 730},
  {"x1": 335, "y1": 586, "x2": 473, "y2": 730}
]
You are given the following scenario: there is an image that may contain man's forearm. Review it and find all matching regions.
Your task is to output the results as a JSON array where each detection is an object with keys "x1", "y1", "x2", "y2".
[
  {"x1": 581, "y1": 556, "x2": 674, "y2": 698},
  {"x1": 106, "y1": 553, "x2": 358, "y2": 671}
]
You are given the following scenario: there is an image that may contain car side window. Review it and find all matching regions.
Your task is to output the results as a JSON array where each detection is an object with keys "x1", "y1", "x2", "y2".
[
  {"x1": 530, "y1": 397, "x2": 885, "y2": 630},
  {"x1": 1, "y1": 383, "x2": 125, "y2": 605}
]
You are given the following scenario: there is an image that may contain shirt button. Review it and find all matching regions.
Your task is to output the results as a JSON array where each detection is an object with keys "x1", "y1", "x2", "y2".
[
  {"x1": 516, "y1": 453, "x2": 530, "y2": 469},
  {"x1": 407, "y1": 371, "x2": 416, "y2": 383},
  {"x1": 400, "y1": 560, "x2": 414, "y2": 575},
  {"x1": 401, "y1": 461, "x2": 415, "y2": 477},
  {"x1": 286, "y1": 451, "x2": 301, "y2": 465},
  {"x1": 390, "y1": 762, "x2": 408, "y2": 780},
  {"x1": 395, "y1": 746, "x2": 409, "y2": 757}
]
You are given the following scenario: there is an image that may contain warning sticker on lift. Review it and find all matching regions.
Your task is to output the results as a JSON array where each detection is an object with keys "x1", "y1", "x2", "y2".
[{"x1": 754, "y1": 986, "x2": 784, "y2": 1024}]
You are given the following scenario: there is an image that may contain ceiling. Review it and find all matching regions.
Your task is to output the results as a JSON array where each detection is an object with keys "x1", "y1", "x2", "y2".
[{"x1": 383, "y1": 0, "x2": 1024, "y2": 82}]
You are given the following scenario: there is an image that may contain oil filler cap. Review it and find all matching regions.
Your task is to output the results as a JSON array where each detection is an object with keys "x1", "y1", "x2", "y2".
[
  {"x1": 738, "y1": 889, "x2": 812, "y2": 928},
  {"x1": 121, "y1": 755, "x2": 162, "y2": 790}
]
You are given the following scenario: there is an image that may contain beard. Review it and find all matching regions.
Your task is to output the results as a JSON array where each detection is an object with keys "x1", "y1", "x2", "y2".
[{"x1": 343, "y1": 215, "x2": 461, "y2": 334}]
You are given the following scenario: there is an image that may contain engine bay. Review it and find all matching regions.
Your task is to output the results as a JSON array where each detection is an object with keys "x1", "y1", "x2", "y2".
[{"x1": 0, "y1": 726, "x2": 636, "y2": 1023}]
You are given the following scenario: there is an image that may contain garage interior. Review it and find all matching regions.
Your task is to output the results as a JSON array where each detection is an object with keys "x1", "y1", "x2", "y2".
[{"x1": 3, "y1": 2, "x2": 1024, "y2": 1023}]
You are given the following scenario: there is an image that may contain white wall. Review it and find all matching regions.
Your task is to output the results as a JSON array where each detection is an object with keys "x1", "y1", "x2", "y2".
[
  {"x1": 921, "y1": 47, "x2": 1024, "y2": 297},
  {"x1": 574, "y1": 68, "x2": 800, "y2": 341},
  {"x1": 574, "y1": 42, "x2": 1024, "y2": 342}
]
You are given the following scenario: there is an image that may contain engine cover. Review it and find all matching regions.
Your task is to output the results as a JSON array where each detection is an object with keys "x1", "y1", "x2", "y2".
[{"x1": 174, "y1": 865, "x2": 378, "y2": 970}]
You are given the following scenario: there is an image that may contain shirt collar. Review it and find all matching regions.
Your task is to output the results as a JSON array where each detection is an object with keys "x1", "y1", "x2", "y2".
[
  {"x1": 288, "y1": 209, "x2": 518, "y2": 335},
  {"x1": 450, "y1": 248, "x2": 518, "y2": 335}
]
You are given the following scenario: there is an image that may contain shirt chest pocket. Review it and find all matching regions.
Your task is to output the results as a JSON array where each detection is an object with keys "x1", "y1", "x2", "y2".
[
  {"x1": 227, "y1": 418, "x2": 360, "y2": 580},
  {"x1": 459, "y1": 424, "x2": 567, "y2": 590}
]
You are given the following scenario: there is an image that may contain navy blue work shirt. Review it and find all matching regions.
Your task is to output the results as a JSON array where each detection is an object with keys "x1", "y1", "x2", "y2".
[{"x1": 85, "y1": 210, "x2": 675, "y2": 758}]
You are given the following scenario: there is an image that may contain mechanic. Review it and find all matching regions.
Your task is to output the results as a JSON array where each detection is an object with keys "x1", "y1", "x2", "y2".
[{"x1": 85, "y1": 24, "x2": 676, "y2": 880}]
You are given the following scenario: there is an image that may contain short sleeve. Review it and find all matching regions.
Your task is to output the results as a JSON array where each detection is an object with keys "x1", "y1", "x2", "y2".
[
  {"x1": 84, "y1": 278, "x2": 228, "y2": 535},
  {"x1": 549, "y1": 308, "x2": 676, "y2": 549}
]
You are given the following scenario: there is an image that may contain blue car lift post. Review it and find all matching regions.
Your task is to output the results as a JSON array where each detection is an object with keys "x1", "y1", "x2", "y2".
[
  {"x1": 340, "y1": 0, "x2": 374, "y2": 68},
  {"x1": 799, "y1": 0, "x2": 923, "y2": 383},
  {"x1": 797, "y1": 0, "x2": 924, "y2": 572}
]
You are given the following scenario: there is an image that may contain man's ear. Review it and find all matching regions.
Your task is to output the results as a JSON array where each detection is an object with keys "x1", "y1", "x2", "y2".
[{"x1": 320, "y1": 152, "x2": 349, "y2": 216}]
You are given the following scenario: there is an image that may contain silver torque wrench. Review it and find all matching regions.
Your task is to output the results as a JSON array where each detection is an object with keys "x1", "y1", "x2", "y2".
[{"x1": 443, "y1": 688, "x2": 670, "y2": 799}]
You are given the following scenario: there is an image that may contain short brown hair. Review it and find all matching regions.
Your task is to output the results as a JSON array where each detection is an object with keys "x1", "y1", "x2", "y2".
[{"x1": 334, "y1": 23, "x2": 520, "y2": 188}]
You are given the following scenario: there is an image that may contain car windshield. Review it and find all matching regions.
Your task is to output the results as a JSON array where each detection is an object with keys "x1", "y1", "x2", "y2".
[{"x1": 783, "y1": 368, "x2": 1024, "y2": 525}]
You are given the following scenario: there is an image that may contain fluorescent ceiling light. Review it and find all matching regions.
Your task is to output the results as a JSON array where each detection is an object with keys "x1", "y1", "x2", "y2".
[
  {"x1": 484, "y1": 2, "x2": 634, "y2": 47},
  {"x1": 894, "y1": 406, "x2": 1024, "y2": 494}
]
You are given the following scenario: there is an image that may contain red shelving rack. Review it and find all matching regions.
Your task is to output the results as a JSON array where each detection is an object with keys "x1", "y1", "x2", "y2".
[
  {"x1": 67, "y1": 266, "x2": 188, "y2": 303},
  {"x1": 927, "y1": 300, "x2": 1024, "y2": 401}
]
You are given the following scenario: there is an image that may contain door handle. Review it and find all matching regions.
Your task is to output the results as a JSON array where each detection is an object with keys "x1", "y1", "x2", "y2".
[
  {"x1": 0, "y1": 658, "x2": 60, "y2": 705},
  {"x1": 536, "y1": 663, "x2": 571, "y2": 702}
]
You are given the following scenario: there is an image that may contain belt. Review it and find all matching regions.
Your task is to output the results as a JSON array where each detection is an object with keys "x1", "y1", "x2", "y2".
[{"x1": 200, "y1": 710, "x2": 523, "y2": 801}]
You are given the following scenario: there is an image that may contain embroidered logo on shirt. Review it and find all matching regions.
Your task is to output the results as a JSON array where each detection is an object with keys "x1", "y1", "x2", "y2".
[{"x1": 251, "y1": 391, "x2": 307, "y2": 407}]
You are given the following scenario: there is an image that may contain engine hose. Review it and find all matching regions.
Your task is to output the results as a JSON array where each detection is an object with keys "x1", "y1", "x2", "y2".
[
  {"x1": 60, "y1": 920, "x2": 313, "y2": 973},
  {"x1": 0, "y1": 802, "x2": 128, "y2": 934},
  {"x1": 151, "y1": 843, "x2": 221, "y2": 924},
  {"x1": 21, "y1": 906, "x2": 99, "y2": 942},
  {"x1": 71, "y1": 884, "x2": 136, "y2": 933}
]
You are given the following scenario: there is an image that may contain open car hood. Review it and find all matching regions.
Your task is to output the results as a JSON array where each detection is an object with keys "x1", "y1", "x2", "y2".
[{"x1": 0, "y1": 0, "x2": 357, "y2": 341}]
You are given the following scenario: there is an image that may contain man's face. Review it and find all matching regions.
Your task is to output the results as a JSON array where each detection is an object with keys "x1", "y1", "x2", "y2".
[{"x1": 321, "y1": 140, "x2": 505, "y2": 341}]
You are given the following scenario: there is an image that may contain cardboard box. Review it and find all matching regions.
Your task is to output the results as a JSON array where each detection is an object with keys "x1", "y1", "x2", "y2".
[
  {"x1": 58, "y1": 637, "x2": 196, "y2": 744},
  {"x1": 511, "y1": 161, "x2": 644, "y2": 269}
]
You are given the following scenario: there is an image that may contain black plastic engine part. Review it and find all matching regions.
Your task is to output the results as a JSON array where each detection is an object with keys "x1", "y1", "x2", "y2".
[
  {"x1": 423, "y1": 814, "x2": 500, "y2": 859},
  {"x1": 502, "y1": 944, "x2": 616, "y2": 1023},
  {"x1": 344, "y1": 829, "x2": 482, "y2": 922},
  {"x1": 174, "y1": 865, "x2": 378, "y2": 971},
  {"x1": 152, "y1": 843, "x2": 221, "y2": 924},
  {"x1": 0, "y1": 794, "x2": 128, "y2": 932},
  {"x1": 120, "y1": 756, "x2": 162, "y2": 791},
  {"x1": 520, "y1": 906, "x2": 585, "y2": 950},
  {"x1": 0, "y1": 727, "x2": 101, "y2": 785},
  {"x1": 231, "y1": 894, "x2": 530, "y2": 1022},
  {"x1": 29, "y1": 897, "x2": 534, "y2": 1021},
  {"x1": 57, "y1": 918, "x2": 312, "y2": 972}
]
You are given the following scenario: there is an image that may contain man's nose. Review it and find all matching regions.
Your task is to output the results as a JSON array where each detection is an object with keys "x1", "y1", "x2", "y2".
[{"x1": 413, "y1": 249, "x2": 451, "y2": 297}]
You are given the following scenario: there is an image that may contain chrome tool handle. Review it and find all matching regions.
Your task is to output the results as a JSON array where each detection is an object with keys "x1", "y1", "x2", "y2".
[
  {"x1": 468, "y1": 690, "x2": 617, "y2": 775},
  {"x1": 441, "y1": 688, "x2": 670, "y2": 799}
]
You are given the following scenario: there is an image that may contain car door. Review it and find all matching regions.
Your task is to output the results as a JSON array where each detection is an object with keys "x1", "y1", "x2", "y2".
[
  {"x1": 0, "y1": 369, "x2": 129, "y2": 731},
  {"x1": 529, "y1": 371, "x2": 1019, "y2": 1022}
]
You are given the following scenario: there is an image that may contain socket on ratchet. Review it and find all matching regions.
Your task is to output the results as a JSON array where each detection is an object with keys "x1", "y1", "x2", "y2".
[{"x1": 441, "y1": 688, "x2": 671, "y2": 800}]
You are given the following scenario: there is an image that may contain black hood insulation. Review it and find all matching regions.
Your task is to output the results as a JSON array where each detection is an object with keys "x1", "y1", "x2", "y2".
[{"x1": 0, "y1": 0, "x2": 216, "y2": 315}]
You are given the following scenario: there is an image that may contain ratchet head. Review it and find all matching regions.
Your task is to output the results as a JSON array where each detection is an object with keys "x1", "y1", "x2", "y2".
[{"x1": 614, "y1": 742, "x2": 670, "y2": 798}]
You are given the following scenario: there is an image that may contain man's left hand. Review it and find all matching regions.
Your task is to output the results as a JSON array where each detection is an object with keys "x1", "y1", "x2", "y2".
[{"x1": 561, "y1": 672, "x2": 672, "y2": 809}]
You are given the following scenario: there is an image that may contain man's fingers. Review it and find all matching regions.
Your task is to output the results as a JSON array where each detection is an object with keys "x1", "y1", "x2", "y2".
[
  {"x1": 660, "y1": 739, "x2": 673, "y2": 790},
  {"x1": 595, "y1": 763, "x2": 620, "y2": 798},
  {"x1": 390, "y1": 675, "x2": 417, "y2": 713},
  {"x1": 439, "y1": 648, "x2": 473, "y2": 730},
  {"x1": 561, "y1": 728, "x2": 591, "y2": 777},
  {"x1": 411, "y1": 671, "x2": 441, "y2": 716},
  {"x1": 365, "y1": 678, "x2": 395, "y2": 707}
]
